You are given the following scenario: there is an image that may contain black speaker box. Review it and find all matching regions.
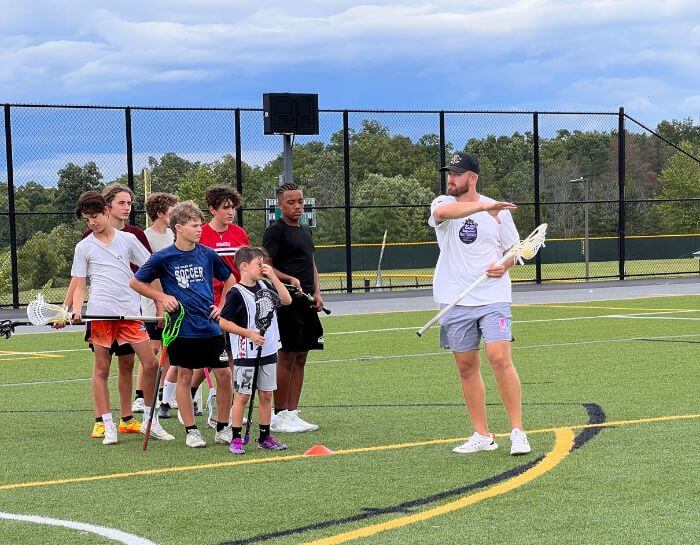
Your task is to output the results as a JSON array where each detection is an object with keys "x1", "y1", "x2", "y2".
[{"x1": 263, "y1": 93, "x2": 319, "y2": 135}]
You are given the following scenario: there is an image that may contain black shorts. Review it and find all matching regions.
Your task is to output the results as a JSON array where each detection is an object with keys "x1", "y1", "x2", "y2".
[
  {"x1": 85, "y1": 322, "x2": 135, "y2": 356},
  {"x1": 167, "y1": 336, "x2": 226, "y2": 370},
  {"x1": 146, "y1": 322, "x2": 163, "y2": 342},
  {"x1": 277, "y1": 296, "x2": 324, "y2": 352}
]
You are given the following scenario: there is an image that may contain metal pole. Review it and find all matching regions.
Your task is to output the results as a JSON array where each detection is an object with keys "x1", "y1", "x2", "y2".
[
  {"x1": 4, "y1": 105, "x2": 20, "y2": 308},
  {"x1": 618, "y1": 107, "x2": 626, "y2": 280},
  {"x1": 125, "y1": 107, "x2": 136, "y2": 225},
  {"x1": 533, "y1": 112, "x2": 542, "y2": 284},
  {"x1": 234, "y1": 108, "x2": 244, "y2": 227},
  {"x1": 439, "y1": 111, "x2": 446, "y2": 194},
  {"x1": 282, "y1": 134, "x2": 293, "y2": 184},
  {"x1": 343, "y1": 111, "x2": 353, "y2": 293}
]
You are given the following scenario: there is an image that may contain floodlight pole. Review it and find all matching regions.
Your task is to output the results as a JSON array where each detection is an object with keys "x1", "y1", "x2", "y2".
[
  {"x1": 570, "y1": 176, "x2": 590, "y2": 280},
  {"x1": 282, "y1": 134, "x2": 293, "y2": 185}
]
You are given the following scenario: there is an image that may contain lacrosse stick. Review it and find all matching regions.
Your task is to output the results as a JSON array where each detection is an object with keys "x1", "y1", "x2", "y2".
[
  {"x1": 203, "y1": 367, "x2": 217, "y2": 429},
  {"x1": 243, "y1": 288, "x2": 281, "y2": 445},
  {"x1": 417, "y1": 223, "x2": 548, "y2": 337},
  {"x1": 282, "y1": 284, "x2": 331, "y2": 315},
  {"x1": 143, "y1": 303, "x2": 185, "y2": 451},
  {"x1": 0, "y1": 320, "x2": 32, "y2": 339},
  {"x1": 27, "y1": 294, "x2": 160, "y2": 326}
]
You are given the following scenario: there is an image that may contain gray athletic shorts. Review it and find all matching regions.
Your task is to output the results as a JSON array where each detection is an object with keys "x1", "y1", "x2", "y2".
[
  {"x1": 234, "y1": 363, "x2": 277, "y2": 395},
  {"x1": 439, "y1": 302, "x2": 512, "y2": 352}
]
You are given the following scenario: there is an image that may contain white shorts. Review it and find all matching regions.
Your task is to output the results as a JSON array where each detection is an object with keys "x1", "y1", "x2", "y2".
[{"x1": 234, "y1": 363, "x2": 277, "y2": 395}]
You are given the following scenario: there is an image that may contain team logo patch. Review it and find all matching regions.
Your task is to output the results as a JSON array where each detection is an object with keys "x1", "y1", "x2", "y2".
[
  {"x1": 450, "y1": 154, "x2": 461, "y2": 165},
  {"x1": 499, "y1": 317, "x2": 511, "y2": 333},
  {"x1": 459, "y1": 219, "x2": 478, "y2": 244}
]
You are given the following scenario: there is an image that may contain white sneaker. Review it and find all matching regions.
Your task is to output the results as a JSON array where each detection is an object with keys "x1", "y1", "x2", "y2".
[
  {"x1": 103, "y1": 423, "x2": 118, "y2": 445},
  {"x1": 132, "y1": 397, "x2": 145, "y2": 413},
  {"x1": 185, "y1": 428, "x2": 206, "y2": 448},
  {"x1": 452, "y1": 432, "x2": 498, "y2": 454},
  {"x1": 144, "y1": 419, "x2": 175, "y2": 441},
  {"x1": 215, "y1": 426, "x2": 233, "y2": 444},
  {"x1": 290, "y1": 410, "x2": 318, "y2": 432},
  {"x1": 510, "y1": 428, "x2": 532, "y2": 455},
  {"x1": 270, "y1": 410, "x2": 306, "y2": 433}
]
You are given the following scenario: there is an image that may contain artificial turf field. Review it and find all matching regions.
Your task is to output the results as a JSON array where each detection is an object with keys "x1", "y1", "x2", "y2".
[{"x1": 0, "y1": 295, "x2": 698, "y2": 545}]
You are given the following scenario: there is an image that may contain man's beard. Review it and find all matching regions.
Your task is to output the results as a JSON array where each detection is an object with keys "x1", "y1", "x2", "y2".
[{"x1": 447, "y1": 183, "x2": 468, "y2": 197}]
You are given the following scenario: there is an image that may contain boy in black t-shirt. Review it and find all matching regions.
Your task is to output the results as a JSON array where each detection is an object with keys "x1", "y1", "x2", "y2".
[{"x1": 262, "y1": 182, "x2": 325, "y2": 434}]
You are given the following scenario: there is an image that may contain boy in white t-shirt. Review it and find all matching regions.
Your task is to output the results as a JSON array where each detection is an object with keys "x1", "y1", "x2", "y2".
[
  {"x1": 429, "y1": 152, "x2": 531, "y2": 456},
  {"x1": 141, "y1": 192, "x2": 179, "y2": 419},
  {"x1": 67, "y1": 191, "x2": 174, "y2": 445}
]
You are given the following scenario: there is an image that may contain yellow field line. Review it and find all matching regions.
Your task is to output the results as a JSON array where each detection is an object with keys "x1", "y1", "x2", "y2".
[
  {"x1": 0, "y1": 413, "x2": 697, "y2": 492},
  {"x1": 300, "y1": 428, "x2": 574, "y2": 545},
  {"x1": 0, "y1": 350, "x2": 63, "y2": 362}
]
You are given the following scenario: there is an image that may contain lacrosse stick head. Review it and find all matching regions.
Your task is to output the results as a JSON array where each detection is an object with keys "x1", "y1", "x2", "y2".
[
  {"x1": 507, "y1": 223, "x2": 548, "y2": 264},
  {"x1": 254, "y1": 288, "x2": 281, "y2": 334},
  {"x1": 0, "y1": 320, "x2": 16, "y2": 339},
  {"x1": 26, "y1": 293, "x2": 71, "y2": 326},
  {"x1": 161, "y1": 303, "x2": 185, "y2": 348}
]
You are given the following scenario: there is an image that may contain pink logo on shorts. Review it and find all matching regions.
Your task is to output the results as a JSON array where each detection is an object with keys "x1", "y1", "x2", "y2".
[{"x1": 499, "y1": 318, "x2": 511, "y2": 333}]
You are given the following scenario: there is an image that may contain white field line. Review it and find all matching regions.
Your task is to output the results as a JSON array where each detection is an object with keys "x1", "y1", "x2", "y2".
[
  {"x1": 3, "y1": 333, "x2": 699, "y2": 387},
  {"x1": 606, "y1": 315, "x2": 700, "y2": 321},
  {"x1": 0, "y1": 511, "x2": 157, "y2": 545}
]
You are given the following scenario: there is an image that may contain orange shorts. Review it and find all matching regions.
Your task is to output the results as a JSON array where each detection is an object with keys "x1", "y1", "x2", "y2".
[{"x1": 87, "y1": 320, "x2": 149, "y2": 350}]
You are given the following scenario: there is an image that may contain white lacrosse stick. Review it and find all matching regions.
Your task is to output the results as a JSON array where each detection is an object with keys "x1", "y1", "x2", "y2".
[
  {"x1": 27, "y1": 293, "x2": 160, "y2": 326},
  {"x1": 416, "y1": 223, "x2": 548, "y2": 337}
]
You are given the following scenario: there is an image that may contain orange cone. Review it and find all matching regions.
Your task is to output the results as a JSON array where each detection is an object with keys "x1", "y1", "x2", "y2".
[{"x1": 304, "y1": 444, "x2": 334, "y2": 456}]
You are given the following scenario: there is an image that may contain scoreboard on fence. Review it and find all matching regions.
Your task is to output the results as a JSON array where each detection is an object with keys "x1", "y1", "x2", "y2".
[{"x1": 265, "y1": 198, "x2": 317, "y2": 228}]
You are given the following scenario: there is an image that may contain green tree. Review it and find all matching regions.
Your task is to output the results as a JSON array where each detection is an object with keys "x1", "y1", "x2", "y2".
[
  {"x1": 54, "y1": 162, "x2": 104, "y2": 211},
  {"x1": 18, "y1": 231, "x2": 64, "y2": 290},
  {"x1": 656, "y1": 142, "x2": 700, "y2": 234}
]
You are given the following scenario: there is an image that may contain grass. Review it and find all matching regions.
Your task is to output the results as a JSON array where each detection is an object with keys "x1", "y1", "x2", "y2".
[{"x1": 0, "y1": 295, "x2": 698, "y2": 544}]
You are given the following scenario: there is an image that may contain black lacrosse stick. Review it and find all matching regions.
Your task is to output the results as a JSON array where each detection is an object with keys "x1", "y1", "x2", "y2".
[
  {"x1": 0, "y1": 320, "x2": 31, "y2": 339},
  {"x1": 243, "y1": 288, "x2": 281, "y2": 444},
  {"x1": 283, "y1": 284, "x2": 331, "y2": 315}
]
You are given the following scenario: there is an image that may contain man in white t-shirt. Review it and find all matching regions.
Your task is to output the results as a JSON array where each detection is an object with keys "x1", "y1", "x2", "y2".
[
  {"x1": 66, "y1": 191, "x2": 174, "y2": 445},
  {"x1": 429, "y1": 151, "x2": 531, "y2": 456}
]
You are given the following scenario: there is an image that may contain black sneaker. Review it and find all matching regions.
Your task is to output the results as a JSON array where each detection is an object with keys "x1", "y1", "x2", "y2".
[{"x1": 158, "y1": 402, "x2": 171, "y2": 419}]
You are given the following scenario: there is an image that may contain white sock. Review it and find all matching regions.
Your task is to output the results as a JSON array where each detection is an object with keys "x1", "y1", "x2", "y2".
[
  {"x1": 163, "y1": 380, "x2": 177, "y2": 405},
  {"x1": 102, "y1": 413, "x2": 114, "y2": 428}
]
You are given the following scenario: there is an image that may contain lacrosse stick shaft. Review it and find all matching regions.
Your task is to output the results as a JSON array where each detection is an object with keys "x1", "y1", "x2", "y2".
[
  {"x1": 243, "y1": 332, "x2": 265, "y2": 444},
  {"x1": 142, "y1": 348, "x2": 167, "y2": 451},
  {"x1": 203, "y1": 367, "x2": 215, "y2": 389},
  {"x1": 283, "y1": 284, "x2": 331, "y2": 315},
  {"x1": 416, "y1": 254, "x2": 511, "y2": 337}
]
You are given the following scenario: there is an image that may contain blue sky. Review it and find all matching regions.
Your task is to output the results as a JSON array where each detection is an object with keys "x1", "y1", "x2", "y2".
[{"x1": 2, "y1": 1, "x2": 700, "y2": 185}]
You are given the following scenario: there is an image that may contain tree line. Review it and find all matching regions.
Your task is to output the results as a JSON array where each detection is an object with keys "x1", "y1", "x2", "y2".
[{"x1": 1, "y1": 117, "x2": 699, "y2": 292}]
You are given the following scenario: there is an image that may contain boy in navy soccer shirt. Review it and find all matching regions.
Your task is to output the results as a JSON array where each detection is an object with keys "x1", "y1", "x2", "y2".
[{"x1": 130, "y1": 201, "x2": 236, "y2": 448}]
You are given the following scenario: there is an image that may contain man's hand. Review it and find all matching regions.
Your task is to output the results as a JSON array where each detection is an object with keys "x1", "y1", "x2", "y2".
[
  {"x1": 483, "y1": 201, "x2": 517, "y2": 224},
  {"x1": 311, "y1": 292, "x2": 324, "y2": 312},
  {"x1": 485, "y1": 262, "x2": 508, "y2": 278}
]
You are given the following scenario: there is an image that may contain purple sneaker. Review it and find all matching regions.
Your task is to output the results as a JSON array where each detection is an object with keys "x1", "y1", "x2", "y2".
[
  {"x1": 257, "y1": 435, "x2": 288, "y2": 450},
  {"x1": 229, "y1": 437, "x2": 245, "y2": 455}
]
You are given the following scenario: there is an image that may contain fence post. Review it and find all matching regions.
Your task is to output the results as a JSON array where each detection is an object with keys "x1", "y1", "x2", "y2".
[
  {"x1": 439, "y1": 111, "x2": 446, "y2": 195},
  {"x1": 533, "y1": 112, "x2": 542, "y2": 284},
  {"x1": 618, "y1": 107, "x2": 626, "y2": 280},
  {"x1": 125, "y1": 107, "x2": 136, "y2": 225},
  {"x1": 343, "y1": 110, "x2": 353, "y2": 293},
  {"x1": 234, "y1": 108, "x2": 244, "y2": 227},
  {"x1": 4, "y1": 105, "x2": 20, "y2": 308}
]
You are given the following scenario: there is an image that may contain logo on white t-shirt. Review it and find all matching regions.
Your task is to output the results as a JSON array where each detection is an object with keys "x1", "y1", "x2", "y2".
[{"x1": 459, "y1": 219, "x2": 478, "y2": 244}]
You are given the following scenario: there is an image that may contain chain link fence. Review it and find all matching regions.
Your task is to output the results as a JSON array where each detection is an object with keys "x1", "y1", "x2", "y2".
[{"x1": 2, "y1": 104, "x2": 699, "y2": 307}]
